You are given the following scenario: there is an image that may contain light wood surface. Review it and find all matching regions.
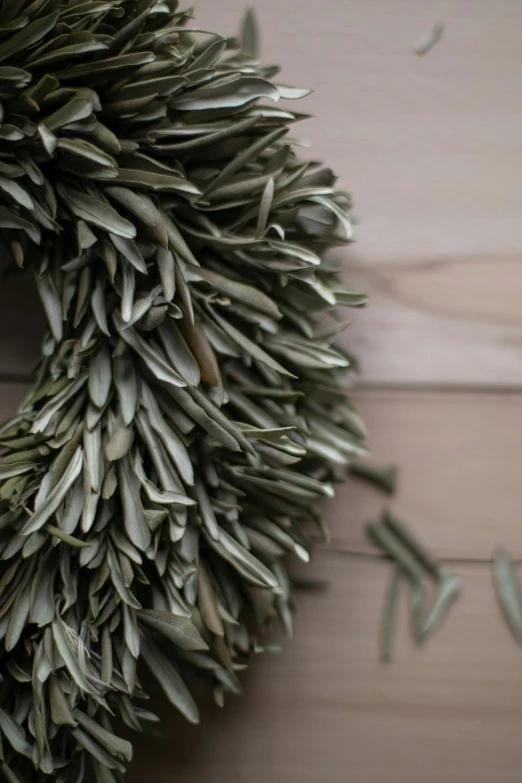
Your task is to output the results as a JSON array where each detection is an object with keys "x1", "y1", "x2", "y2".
[
  {"x1": 2, "y1": 0, "x2": 522, "y2": 780},
  {"x1": 129, "y1": 562, "x2": 522, "y2": 783},
  {"x1": 331, "y1": 389, "x2": 522, "y2": 556},
  {"x1": 347, "y1": 255, "x2": 522, "y2": 387}
]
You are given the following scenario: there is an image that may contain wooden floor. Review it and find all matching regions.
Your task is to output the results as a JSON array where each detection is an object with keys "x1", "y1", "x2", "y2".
[{"x1": 3, "y1": 1, "x2": 522, "y2": 780}]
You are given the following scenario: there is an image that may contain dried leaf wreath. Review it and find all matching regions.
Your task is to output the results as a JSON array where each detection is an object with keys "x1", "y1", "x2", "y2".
[{"x1": 0, "y1": 2, "x2": 368, "y2": 780}]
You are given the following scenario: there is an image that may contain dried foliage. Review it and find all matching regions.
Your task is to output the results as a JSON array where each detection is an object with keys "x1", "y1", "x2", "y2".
[
  {"x1": 0, "y1": 1, "x2": 367, "y2": 780},
  {"x1": 367, "y1": 511, "x2": 461, "y2": 661}
]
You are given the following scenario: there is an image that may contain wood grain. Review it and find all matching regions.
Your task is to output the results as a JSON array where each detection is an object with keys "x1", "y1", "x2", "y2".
[{"x1": 344, "y1": 255, "x2": 522, "y2": 387}]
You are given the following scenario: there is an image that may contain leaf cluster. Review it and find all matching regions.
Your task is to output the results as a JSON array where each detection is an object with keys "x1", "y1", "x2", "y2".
[{"x1": 0, "y1": 2, "x2": 366, "y2": 781}]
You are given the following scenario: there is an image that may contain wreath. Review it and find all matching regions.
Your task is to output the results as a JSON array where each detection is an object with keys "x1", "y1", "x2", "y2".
[{"x1": 0, "y1": 3, "x2": 367, "y2": 781}]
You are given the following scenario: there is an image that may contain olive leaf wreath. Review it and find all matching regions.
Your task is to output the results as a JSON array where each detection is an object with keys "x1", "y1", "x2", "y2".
[{"x1": 0, "y1": 2, "x2": 369, "y2": 781}]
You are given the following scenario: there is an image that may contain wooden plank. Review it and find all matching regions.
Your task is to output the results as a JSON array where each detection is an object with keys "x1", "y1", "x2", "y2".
[
  {"x1": 330, "y1": 389, "x2": 522, "y2": 557},
  {"x1": 343, "y1": 255, "x2": 522, "y2": 387},
  {"x1": 196, "y1": 0, "x2": 522, "y2": 264},
  {"x1": 128, "y1": 558, "x2": 522, "y2": 783}
]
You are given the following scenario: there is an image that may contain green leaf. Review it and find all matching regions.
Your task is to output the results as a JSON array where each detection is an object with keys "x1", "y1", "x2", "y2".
[
  {"x1": 331, "y1": 289, "x2": 368, "y2": 307},
  {"x1": 133, "y1": 451, "x2": 195, "y2": 506},
  {"x1": 43, "y1": 98, "x2": 93, "y2": 132},
  {"x1": 45, "y1": 525, "x2": 90, "y2": 548},
  {"x1": 0, "y1": 709, "x2": 33, "y2": 758},
  {"x1": 116, "y1": 322, "x2": 187, "y2": 389},
  {"x1": 56, "y1": 51, "x2": 155, "y2": 80},
  {"x1": 255, "y1": 176, "x2": 274, "y2": 238},
  {"x1": 91, "y1": 276, "x2": 111, "y2": 337},
  {"x1": 5, "y1": 581, "x2": 30, "y2": 651},
  {"x1": 29, "y1": 550, "x2": 57, "y2": 626},
  {"x1": 140, "y1": 381, "x2": 194, "y2": 484},
  {"x1": 0, "y1": 11, "x2": 59, "y2": 64},
  {"x1": 51, "y1": 618, "x2": 92, "y2": 694},
  {"x1": 349, "y1": 462, "x2": 397, "y2": 495},
  {"x1": 366, "y1": 522, "x2": 425, "y2": 584},
  {"x1": 240, "y1": 8, "x2": 259, "y2": 58},
  {"x1": 194, "y1": 477, "x2": 219, "y2": 539},
  {"x1": 210, "y1": 527, "x2": 279, "y2": 589},
  {"x1": 380, "y1": 565, "x2": 401, "y2": 663},
  {"x1": 71, "y1": 727, "x2": 125, "y2": 774},
  {"x1": 27, "y1": 41, "x2": 108, "y2": 69},
  {"x1": 492, "y1": 550, "x2": 522, "y2": 645},
  {"x1": 156, "y1": 246, "x2": 176, "y2": 301},
  {"x1": 107, "y1": 545, "x2": 142, "y2": 609},
  {"x1": 57, "y1": 184, "x2": 136, "y2": 238},
  {"x1": 113, "y1": 354, "x2": 138, "y2": 427},
  {"x1": 197, "y1": 268, "x2": 281, "y2": 319},
  {"x1": 110, "y1": 234, "x2": 147, "y2": 273},
  {"x1": 408, "y1": 578, "x2": 425, "y2": 645},
  {"x1": 0, "y1": 176, "x2": 33, "y2": 210},
  {"x1": 420, "y1": 568, "x2": 461, "y2": 641},
  {"x1": 35, "y1": 270, "x2": 62, "y2": 342},
  {"x1": 105, "y1": 186, "x2": 168, "y2": 247},
  {"x1": 203, "y1": 127, "x2": 287, "y2": 196},
  {"x1": 150, "y1": 116, "x2": 259, "y2": 152},
  {"x1": 118, "y1": 262, "x2": 134, "y2": 325},
  {"x1": 84, "y1": 423, "x2": 103, "y2": 493},
  {"x1": 0, "y1": 205, "x2": 39, "y2": 242},
  {"x1": 112, "y1": 74, "x2": 188, "y2": 101},
  {"x1": 89, "y1": 344, "x2": 112, "y2": 409},
  {"x1": 141, "y1": 637, "x2": 200, "y2": 724},
  {"x1": 1, "y1": 762, "x2": 23, "y2": 783},
  {"x1": 138, "y1": 609, "x2": 209, "y2": 650},
  {"x1": 122, "y1": 285, "x2": 162, "y2": 329},
  {"x1": 189, "y1": 38, "x2": 227, "y2": 71},
  {"x1": 382, "y1": 511, "x2": 439, "y2": 577},
  {"x1": 21, "y1": 448, "x2": 83, "y2": 535},
  {"x1": 157, "y1": 320, "x2": 200, "y2": 387},
  {"x1": 276, "y1": 85, "x2": 312, "y2": 100},
  {"x1": 173, "y1": 77, "x2": 279, "y2": 111},
  {"x1": 210, "y1": 308, "x2": 295, "y2": 378},
  {"x1": 159, "y1": 208, "x2": 199, "y2": 267},
  {"x1": 74, "y1": 711, "x2": 132, "y2": 763},
  {"x1": 37, "y1": 123, "x2": 57, "y2": 156},
  {"x1": 414, "y1": 22, "x2": 445, "y2": 56},
  {"x1": 92, "y1": 760, "x2": 118, "y2": 783},
  {"x1": 31, "y1": 375, "x2": 87, "y2": 434},
  {"x1": 106, "y1": 424, "x2": 133, "y2": 462},
  {"x1": 113, "y1": 168, "x2": 200, "y2": 195},
  {"x1": 58, "y1": 138, "x2": 116, "y2": 168},
  {"x1": 49, "y1": 676, "x2": 77, "y2": 727},
  {"x1": 118, "y1": 456, "x2": 151, "y2": 551},
  {"x1": 197, "y1": 562, "x2": 225, "y2": 636}
]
